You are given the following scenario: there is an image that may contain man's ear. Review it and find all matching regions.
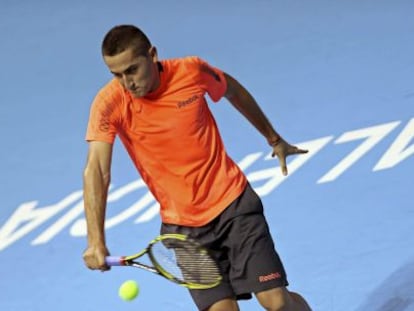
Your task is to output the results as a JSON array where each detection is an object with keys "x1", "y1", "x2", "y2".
[{"x1": 149, "y1": 46, "x2": 158, "y2": 62}]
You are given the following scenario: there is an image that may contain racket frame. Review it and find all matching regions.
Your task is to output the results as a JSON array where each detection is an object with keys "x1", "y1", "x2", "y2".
[{"x1": 107, "y1": 234, "x2": 222, "y2": 289}]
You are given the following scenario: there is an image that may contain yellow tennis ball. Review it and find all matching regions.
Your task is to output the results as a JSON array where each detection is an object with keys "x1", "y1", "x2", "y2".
[{"x1": 118, "y1": 280, "x2": 139, "y2": 301}]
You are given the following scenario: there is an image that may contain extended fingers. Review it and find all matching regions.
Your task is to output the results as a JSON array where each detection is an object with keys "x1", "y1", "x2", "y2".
[
  {"x1": 274, "y1": 146, "x2": 308, "y2": 176},
  {"x1": 292, "y1": 147, "x2": 308, "y2": 154},
  {"x1": 279, "y1": 157, "x2": 288, "y2": 176}
]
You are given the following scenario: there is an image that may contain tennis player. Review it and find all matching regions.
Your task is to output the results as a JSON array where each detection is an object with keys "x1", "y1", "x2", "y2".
[{"x1": 82, "y1": 25, "x2": 312, "y2": 311}]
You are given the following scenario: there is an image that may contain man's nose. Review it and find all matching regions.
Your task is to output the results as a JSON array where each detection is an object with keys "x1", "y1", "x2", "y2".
[{"x1": 123, "y1": 75, "x2": 135, "y2": 88}]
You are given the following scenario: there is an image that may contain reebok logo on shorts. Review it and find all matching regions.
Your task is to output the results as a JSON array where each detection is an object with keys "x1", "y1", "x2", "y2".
[{"x1": 259, "y1": 272, "x2": 282, "y2": 283}]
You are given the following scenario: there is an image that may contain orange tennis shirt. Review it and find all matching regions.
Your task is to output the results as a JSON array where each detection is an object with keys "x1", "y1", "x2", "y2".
[{"x1": 86, "y1": 56, "x2": 247, "y2": 226}]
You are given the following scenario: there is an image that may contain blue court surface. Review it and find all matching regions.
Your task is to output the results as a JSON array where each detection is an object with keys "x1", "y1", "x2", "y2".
[{"x1": 1, "y1": 1, "x2": 413, "y2": 310}]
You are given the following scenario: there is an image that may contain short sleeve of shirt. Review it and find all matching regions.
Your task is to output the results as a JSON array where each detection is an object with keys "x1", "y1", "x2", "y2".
[
  {"x1": 85, "y1": 89, "x2": 119, "y2": 144},
  {"x1": 191, "y1": 57, "x2": 227, "y2": 102}
]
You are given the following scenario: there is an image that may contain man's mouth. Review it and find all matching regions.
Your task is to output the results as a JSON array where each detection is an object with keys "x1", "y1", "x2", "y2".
[{"x1": 129, "y1": 87, "x2": 141, "y2": 93}]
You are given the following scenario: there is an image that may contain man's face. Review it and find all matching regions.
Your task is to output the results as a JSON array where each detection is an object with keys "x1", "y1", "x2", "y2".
[{"x1": 103, "y1": 46, "x2": 159, "y2": 98}]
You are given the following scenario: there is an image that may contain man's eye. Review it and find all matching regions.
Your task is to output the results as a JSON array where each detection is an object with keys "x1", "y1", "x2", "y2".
[{"x1": 126, "y1": 66, "x2": 137, "y2": 74}]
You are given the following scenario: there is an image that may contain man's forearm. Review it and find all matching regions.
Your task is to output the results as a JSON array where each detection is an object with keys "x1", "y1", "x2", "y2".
[
  {"x1": 224, "y1": 74, "x2": 280, "y2": 145},
  {"x1": 83, "y1": 167, "x2": 110, "y2": 246}
]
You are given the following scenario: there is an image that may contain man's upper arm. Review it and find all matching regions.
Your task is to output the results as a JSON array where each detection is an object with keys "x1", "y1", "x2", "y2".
[
  {"x1": 85, "y1": 141, "x2": 113, "y2": 175},
  {"x1": 192, "y1": 57, "x2": 227, "y2": 102},
  {"x1": 223, "y1": 72, "x2": 239, "y2": 100}
]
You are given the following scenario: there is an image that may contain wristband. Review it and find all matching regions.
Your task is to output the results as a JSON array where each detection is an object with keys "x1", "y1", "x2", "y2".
[{"x1": 268, "y1": 135, "x2": 281, "y2": 147}]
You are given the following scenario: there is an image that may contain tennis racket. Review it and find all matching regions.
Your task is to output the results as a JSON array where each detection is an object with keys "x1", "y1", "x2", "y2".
[{"x1": 105, "y1": 234, "x2": 222, "y2": 289}]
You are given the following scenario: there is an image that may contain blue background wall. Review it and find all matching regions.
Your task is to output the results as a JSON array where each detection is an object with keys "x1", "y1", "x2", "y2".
[{"x1": 1, "y1": 1, "x2": 413, "y2": 310}]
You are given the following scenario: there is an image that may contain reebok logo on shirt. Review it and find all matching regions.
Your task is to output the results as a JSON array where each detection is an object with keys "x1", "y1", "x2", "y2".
[{"x1": 177, "y1": 95, "x2": 200, "y2": 108}]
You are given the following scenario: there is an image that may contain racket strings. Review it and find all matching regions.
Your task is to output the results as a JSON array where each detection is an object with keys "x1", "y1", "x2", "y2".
[{"x1": 150, "y1": 238, "x2": 221, "y2": 286}]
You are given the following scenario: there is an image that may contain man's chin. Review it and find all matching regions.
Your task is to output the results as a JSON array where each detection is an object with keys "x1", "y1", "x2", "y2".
[{"x1": 129, "y1": 89, "x2": 147, "y2": 98}]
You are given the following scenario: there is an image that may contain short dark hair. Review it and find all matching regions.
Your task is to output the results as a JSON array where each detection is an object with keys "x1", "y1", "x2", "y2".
[{"x1": 101, "y1": 25, "x2": 152, "y2": 57}]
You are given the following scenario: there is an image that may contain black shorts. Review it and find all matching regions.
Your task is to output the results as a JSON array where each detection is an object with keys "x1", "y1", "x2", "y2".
[{"x1": 161, "y1": 183, "x2": 289, "y2": 311}]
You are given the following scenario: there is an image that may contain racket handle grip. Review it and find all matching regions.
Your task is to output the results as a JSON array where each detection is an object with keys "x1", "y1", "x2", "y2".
[{"x1": 105, "y1": 256, "x2": 126, "y2": 266}]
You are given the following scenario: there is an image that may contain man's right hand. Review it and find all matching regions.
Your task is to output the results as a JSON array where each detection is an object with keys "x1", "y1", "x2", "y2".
[{"x1": 83, "y1": 245, "x2": 110, "y2": 271}]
